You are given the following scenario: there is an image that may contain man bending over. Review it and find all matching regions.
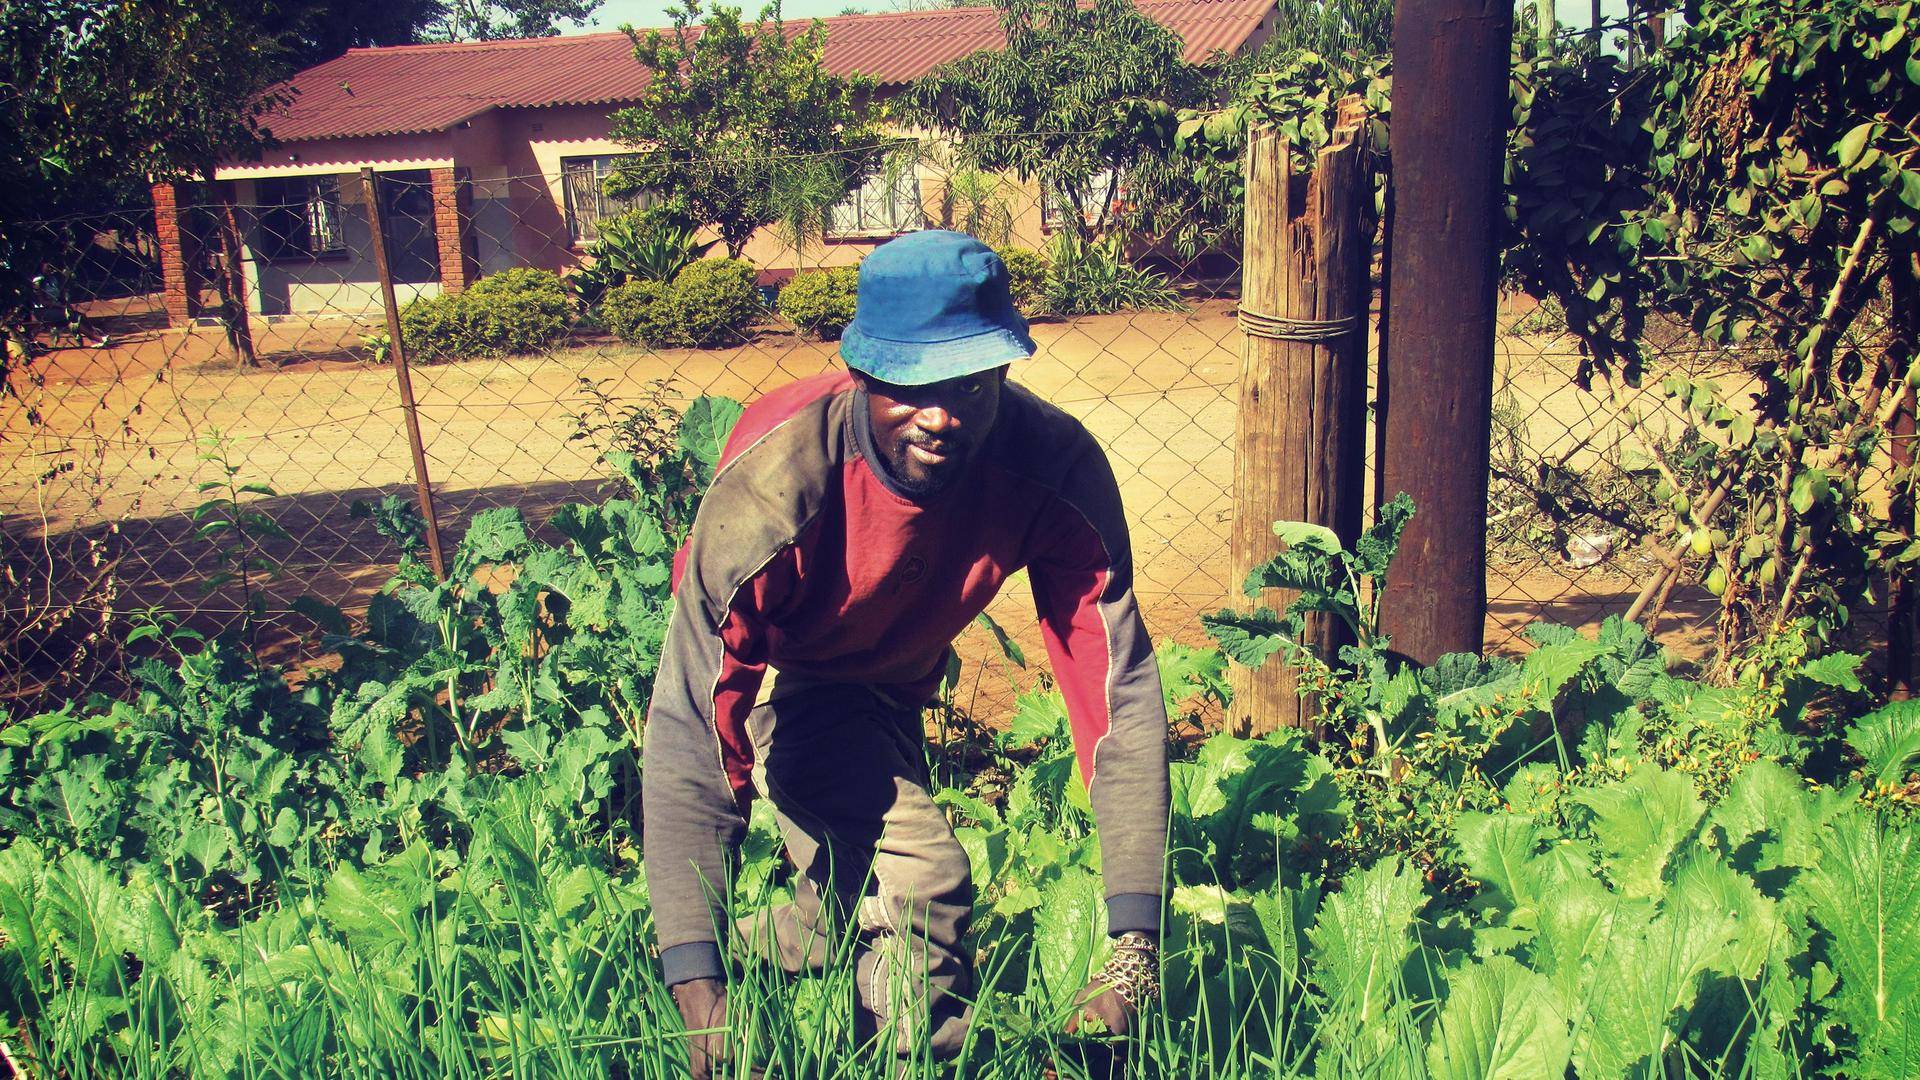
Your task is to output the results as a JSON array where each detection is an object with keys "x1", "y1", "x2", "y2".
[{"x1": 642, "y1": 230, "x2": 1170, "y2": 1073}]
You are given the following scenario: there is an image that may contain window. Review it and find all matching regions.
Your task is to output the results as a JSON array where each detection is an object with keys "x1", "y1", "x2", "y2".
[
  {"x1": 828, "y1": 160, "x2": 922, "y2": 238},
  {"x1": 562, "y1": 156, "x2": 656, "y2": 243},
  {"x1": 254, "y1": 176, "x2": 345, "y2": 259},
  {"x1": 1042, "y1": 167, "x2": 1121, "y2": 232}
]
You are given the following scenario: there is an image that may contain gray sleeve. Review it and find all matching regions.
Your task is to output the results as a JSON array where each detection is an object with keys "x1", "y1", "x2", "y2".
[
  {"x1": 642, "y1": 549, "x2": 753, "y2": 986},
  {"x1": 1027, "y1": 442, "x2": 1171, "y2": 937}
]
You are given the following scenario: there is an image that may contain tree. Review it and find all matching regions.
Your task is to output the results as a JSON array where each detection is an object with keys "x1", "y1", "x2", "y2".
[
  {"x1": 605, "y1": 0, "x2": 890, "y2": 260},
  {"x1": 1494, "y1": 0, "x2": 1920, "y2": 667},
  {"x1": 431, "y1": 0, "x2": 603, "y2": 40},
  {"x1": 1, "y1": 0, "x2": 288, "y2": 382},
  {"x1": 904, "y1": 0, "x2": 1214, "y2": 244},
  {"x1": 1268, "y1": 0, "x2": 1392, "y2": 63}
]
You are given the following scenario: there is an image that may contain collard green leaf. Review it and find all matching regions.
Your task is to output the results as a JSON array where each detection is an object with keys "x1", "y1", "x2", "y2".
[
  {"x1": 1454, "y1": 812, "x2": 1546, "y2": 916},
  {"x1": 676, "y1": 395, "x2": 745, "y2": 474},
  {"x1": 1845, "y1": 699, "x2": 1920, "y2": 786},
  {"x1": 1308, "y1": 858, "x2": 1424, "y2": 1024},
  {"x1": 1707, "y1": 758, "x2": 1830, "y2": 872},
  {"x1": 1269, "y1": 519, "x2": 1343, "y2": 555},
  {"x1": 1033, "y1": 865, "x2": 1105, "y2": 1007},
  {"x1": 1796, "y1": 811, "x2": 1920, "y2": 1070},
  {"x1": 1566, "y1": 767, "x2": 1704, "y2": 898},
  {"x1": 1354, "y1": 492, "x2": 1416, "y2": 578},
  {"x1": 1569, "y1": 889, "x2": 1740, "y2": 1077},
  {"x1": 1669, "y1": 850, "x2": 1780, "y2": 978},
  {"x1": 1003, "y1": 688, "x2": 1068, "y2": 749},
  {"x1": 0, "y1": 843, "x2": 48, "y2": 975},
  {"x1": 1200, "y1": 607, "x2": 1291, "y2": 670},
  {"x1": 1515, "y1": 637, "x2": 1607, "y2": 703},
  {"x1": 1426, "y1": 955, "x2": 1573, "y2": 1080},
  {"x1": 460, "y1": 507, "x2": 533, "y2": 565}
]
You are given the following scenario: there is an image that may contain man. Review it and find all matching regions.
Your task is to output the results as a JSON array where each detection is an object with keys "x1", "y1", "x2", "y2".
[{"x1": 642, "y1": 230, "x2": 1170, "y2": 1072}]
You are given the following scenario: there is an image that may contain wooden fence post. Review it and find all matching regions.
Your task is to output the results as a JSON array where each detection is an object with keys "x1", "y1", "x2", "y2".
[
  {"x1": 362, "y1": 168, "x2": 449, "y2": 580},
  {"x1": 1229, "y1": 102, "x2": 1373, "y2": 735}
]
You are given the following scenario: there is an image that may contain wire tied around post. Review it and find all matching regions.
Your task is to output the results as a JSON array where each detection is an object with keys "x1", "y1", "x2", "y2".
[{"x1": 1236, "y1": 306, "x2": 1360, "y2": 343}]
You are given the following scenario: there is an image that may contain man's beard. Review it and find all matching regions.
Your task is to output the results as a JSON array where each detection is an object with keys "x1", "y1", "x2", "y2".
[{"x1": 887, "y1": 436, "x2": 965, "y2": 498}]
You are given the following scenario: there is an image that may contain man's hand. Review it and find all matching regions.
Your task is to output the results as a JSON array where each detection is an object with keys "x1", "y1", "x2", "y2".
[
  {"x1": 671, "y1": 977, "x2": 728, "y2": 1079},
  {"x1": 1067, "y1": 931, "x2": 1159, "y2": 1037}
]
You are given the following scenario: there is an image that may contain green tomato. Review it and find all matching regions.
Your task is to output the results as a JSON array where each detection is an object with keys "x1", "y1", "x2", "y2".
[{"x1": 1706, "y1": 565, "x2": 1728, "y2": 596}]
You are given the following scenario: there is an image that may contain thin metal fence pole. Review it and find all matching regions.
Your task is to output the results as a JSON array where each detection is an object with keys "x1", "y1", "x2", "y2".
[{"x1": 361, "y1": 167, "x2": 448, "y2": 580}]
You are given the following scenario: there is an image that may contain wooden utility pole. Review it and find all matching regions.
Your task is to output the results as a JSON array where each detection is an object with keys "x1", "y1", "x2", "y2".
[
  {"x1": 1229, "y1": 103, "x2": 1372, "y2": 734},
  {"x1": 363, "y1": 168, "x2": 448, "y2": 580},
  {"x1": 1376, "y1": 0, "x2": 1514, "y2": 666}
]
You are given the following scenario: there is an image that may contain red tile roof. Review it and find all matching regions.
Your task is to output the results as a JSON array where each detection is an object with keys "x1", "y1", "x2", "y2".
[{"x1": 262, "y1": 0, "x2": 1275, "y2": 142}]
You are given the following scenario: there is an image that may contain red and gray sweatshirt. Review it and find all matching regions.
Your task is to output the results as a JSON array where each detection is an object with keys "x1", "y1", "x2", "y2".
[{"x1": 642, "y1": 370, "x2": 1170, "y2": 986}]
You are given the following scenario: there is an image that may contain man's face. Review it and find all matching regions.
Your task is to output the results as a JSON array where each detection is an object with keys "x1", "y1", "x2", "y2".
[{"x1": 856, "y1": 367, "x2": 1007, "y2": 497}]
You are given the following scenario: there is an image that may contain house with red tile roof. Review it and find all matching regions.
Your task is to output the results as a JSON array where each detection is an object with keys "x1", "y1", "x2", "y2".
[{"x1": 151, "y1": 0, "x2": 1279, "y2": 325}]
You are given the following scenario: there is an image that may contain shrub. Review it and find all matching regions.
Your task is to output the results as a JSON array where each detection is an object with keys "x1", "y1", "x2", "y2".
[
  {"x1": 399, "y1": 267, "x2": 573, "y2": 361},
  {"x1": 568, "y1": 210, "x2": 715, "y2": 307},
  {"x1": 601, "y1": 279, "x2": 677, "y2": 348},
  {"x1": 598, "y1": 258, "x2": 764, "y2": 349},
  {"x1": 1038, "y1": 233, "x2": 1183, "y2": 317},
  {"x1": 671, "y1": 258, "x2": 763, "y2": 347},
  {"x1": 996, "y1": 246, "x2": 1048, "y2": 312},
  {"x1": 397, "y1": 293, "x2": 473, "y2": 361},
  {"x1": 776, "y1": 266, "x2": 860, "y2": 339}
]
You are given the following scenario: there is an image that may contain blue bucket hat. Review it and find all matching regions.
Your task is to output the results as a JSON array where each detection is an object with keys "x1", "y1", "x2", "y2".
[{"x1": 840, "y1": 230, "x2": 1036, "y2": 385}]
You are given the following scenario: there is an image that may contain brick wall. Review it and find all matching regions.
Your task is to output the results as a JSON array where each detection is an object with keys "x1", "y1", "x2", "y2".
[
  {"x1": 429, "y1": 167, "x2": 479, "y2": 293},
  {"x1": 150, "y1": 182, "x2": 197, "y2": 325}
]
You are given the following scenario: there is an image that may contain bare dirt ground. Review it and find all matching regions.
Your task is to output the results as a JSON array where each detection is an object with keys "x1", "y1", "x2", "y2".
[{"x1": 4, "y1": 293, "x2": 1724, "y2": 710}]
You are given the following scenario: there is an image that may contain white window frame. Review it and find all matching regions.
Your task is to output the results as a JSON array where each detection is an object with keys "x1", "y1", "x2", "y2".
[
  {"x1": 827, "y1": 157, "x2": 922, "y2": 239},
  {"x1": 562, "y1": 155, "x2": 657, "y2": 244},
  {"x1": 1042, "y1": 167, "x2": 1120, "y2": 232}
]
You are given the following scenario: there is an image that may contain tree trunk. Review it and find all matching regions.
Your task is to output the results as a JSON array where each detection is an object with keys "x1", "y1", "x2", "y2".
[{"x1": 202, "y1": 176, "x2": 256, "y2": 367}]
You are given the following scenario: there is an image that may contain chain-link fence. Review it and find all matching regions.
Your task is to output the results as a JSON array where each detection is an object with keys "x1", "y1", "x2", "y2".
[{"x1": 0, "y1": 153, "x2": 1766, "y2": 714}]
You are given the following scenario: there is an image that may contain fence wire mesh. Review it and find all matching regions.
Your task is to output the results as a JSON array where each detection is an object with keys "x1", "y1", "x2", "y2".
[{"x1": 0, "y1": 154, "x2": 1804, "y2": 715}]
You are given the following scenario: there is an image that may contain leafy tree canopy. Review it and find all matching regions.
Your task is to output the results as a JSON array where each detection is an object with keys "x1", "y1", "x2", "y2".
[
  {"x1": 1, "y1": 0, "x2": 291, "y2": 371},
  {"x1": 605, "y1": 0, "x2": 890, "y2": 259},
  {"x1": 428, "y1": 0, "x2": 604, "y2": 41},
  {"x1": 903, "y1": 0, "x2": 1215, "y2": 241}
]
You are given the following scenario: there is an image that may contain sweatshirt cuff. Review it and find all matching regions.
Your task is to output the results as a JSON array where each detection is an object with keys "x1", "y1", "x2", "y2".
[
  {"x1": 1106, "y1": 892, "x2": 1162, "y2": 936},
  {"x1": 660, "y1": 941, "x2": 725, "y2": 986}
]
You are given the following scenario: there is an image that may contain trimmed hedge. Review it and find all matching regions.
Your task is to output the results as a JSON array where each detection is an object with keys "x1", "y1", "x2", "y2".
[
  {"x1": 599, "y1": 258, "x2": 763, "y2": 349},
  {"x1": 776, "y1": 266, "x2": 860, "y2": 340},
  {"x1": 674, "y1": 259, "x2": 762, "y2": 347},
  {"x1": 398, "y1": 268, "x2": 573, "y2": 361},
  {"x1": 600, "y1": 279, "x2": 679, "y2": 349},
  {"x1": 997, "y1": 246, "x2": 1048, "y2": 312}
]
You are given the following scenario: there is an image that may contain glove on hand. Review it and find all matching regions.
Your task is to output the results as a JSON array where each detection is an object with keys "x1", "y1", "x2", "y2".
[{"x1": 1068, "y1": 931, "x2": 1159, "y2": 1037}]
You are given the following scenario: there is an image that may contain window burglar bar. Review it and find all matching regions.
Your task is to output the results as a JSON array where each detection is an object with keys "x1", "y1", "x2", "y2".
[
  {"x1": 254, "y1": 175, "x2": 345, "y2": 260},
  {"x1": 562, "y1": 155, "x2": 656, "y2": 243},
  {"x1": 828, "y1": 151, "x2": 922, "y2": 238}
]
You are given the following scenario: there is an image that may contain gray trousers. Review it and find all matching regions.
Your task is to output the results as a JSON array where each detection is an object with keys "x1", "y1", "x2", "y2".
[{"x1": 733, "y1": 680, "x2": 975, "y2": 1056}]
